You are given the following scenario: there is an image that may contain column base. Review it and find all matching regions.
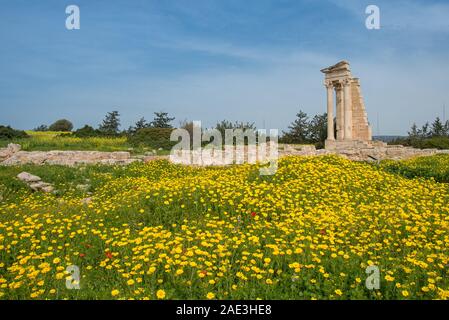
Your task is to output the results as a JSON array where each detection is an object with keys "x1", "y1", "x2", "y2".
[{"x1": 325, "y1": 139, "x2": 337, "y2": 150}]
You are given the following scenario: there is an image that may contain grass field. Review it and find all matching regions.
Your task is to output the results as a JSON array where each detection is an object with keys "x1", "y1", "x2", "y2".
[
  {"x1": 1, "y1": 155, "x2": 449, "y2": 300},
  {"x1": 0, "y1": 131, "x2": 141, "y2": 153},
  {"x1": 380, "y1": 154, "x2": 449, "y2": 183}
]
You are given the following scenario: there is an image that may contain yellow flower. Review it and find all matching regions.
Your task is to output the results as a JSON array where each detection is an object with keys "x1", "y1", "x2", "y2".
[
  {"x1": 402, "y1": 290, "x2": 409, "y2": 297},
  {"x1": 52, "y1": 258, "x2": 61, "y2": 264},
  {"x1": 176, "y1": 269, "x2": 184, "y2": 276},
  {"x1": 266, "y1": 279, "x2": 273, "y2": 285},
  {"x1": 206, "y1": 292, "x2": 215, "y2": 300},
  {"x1": 111, "y1": 289, "x2": 120, "y2": 297},
  {"x1": 385, "y1": 275, "x2": 395, "y2": 282},
  {"x1": 156, "y1": 289, "x2": 166, "y2": 299},
  {"x1": 127, "y1": 279, "x2": 135, "y2": 286},
  {"x1": 335, "y1": 289, "x2": 343, "y2": 296}
]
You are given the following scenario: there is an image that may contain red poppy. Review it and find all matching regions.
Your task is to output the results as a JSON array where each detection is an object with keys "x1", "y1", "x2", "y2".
[
  {"x1": 105, "y1": 252, "x2": 113, "y2": 259},
  {"x1": 319, "y1": 229, "x2": 326, "y2": 235},
  {"x1": 251, "y1": 212, "x2": 257, "y2": 217},
  {"x1": 79, "y1": 253, "x2": 86, "y2": 258}
]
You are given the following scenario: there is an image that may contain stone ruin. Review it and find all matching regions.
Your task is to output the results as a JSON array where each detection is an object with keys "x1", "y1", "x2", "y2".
[
  {"x1": 0, "y1": 144, "x2": 138, "y2": 166},
  {"x1": 321, "y1": 60, "x2": 372, "y2": 147},
  {"x1": 317, "y1": 60, "x2": 449, "y2": 161}
]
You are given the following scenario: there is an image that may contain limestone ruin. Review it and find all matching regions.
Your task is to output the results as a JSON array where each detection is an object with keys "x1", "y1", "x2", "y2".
[
  {"x1": 316, "y1": 60, "x2": 449, "y2": 160},
  {"x1": 0, "y1": 144, "x2": 138, "y2": 166},
  {"x1": 321, "y1": 60, "x2": 373, "y2": 150}
]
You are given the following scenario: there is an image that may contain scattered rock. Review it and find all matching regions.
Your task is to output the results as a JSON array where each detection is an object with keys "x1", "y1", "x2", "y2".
[
  {"x1": 17, "y1": 172, "x2": 54, "y2": 193},
  {"x1": 29, "y1": 182, "x2": 54, "y2": 193},
  {"x1": 81, "y1": 197, "x2": 92, "y2": 205},
  {"x1": 76, "y1": 184, "x2": 90, "y2": 192},
  {"x1": 17, "y1": 172, "x2": 42, "y2": 183}
]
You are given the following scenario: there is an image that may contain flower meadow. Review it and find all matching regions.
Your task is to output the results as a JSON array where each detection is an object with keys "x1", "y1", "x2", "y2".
[{"x1": 1, "y1": 155, "x2": 449, "y2": 300}]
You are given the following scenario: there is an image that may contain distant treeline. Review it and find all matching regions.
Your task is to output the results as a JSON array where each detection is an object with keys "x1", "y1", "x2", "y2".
[
  {"x1": 5, "y1": 111, "x2": 447, "y2": 150},
  {"x1": 390, "y1": 117, "x2": 449, "y2": 150},
  {"x1": 2, "y1": 108, "x2": 330, "y2": 149}
]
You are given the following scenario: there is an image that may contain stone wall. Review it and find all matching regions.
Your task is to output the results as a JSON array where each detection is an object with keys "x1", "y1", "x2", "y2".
[
  {"x1": 0, "y1": 144, "x2": 138, "y2": 166},
  {"x1": 1, "y1": 143, "x2": 448, "y2": 167}
]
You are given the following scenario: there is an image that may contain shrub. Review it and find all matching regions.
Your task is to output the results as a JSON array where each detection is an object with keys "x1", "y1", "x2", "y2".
[
  {"x1": 33, "y1": 125, "x2": 48, "y2": 132},
  {"x1": 128, "y1": 127, "x2": 176, "y2": 150},
  {"x1": 49, "y1": 119, "x2": 73, "y2": 132},
  {"x1": 73, "y1": 125, "x2": 101, "y2": 138},
  {"x1": 0, "y1": 125, "x2": 29, "y2": 140},
  {"x1": 390, "y1": 136, "x2": 449, "y2": 150}
]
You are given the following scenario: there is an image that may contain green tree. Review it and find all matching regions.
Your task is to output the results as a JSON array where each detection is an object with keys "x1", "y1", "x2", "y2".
[
  {"x1": 33, "y1": 125, "x2": 48, "y2": 132},
  {"x1": 308, "y1": 113, "x2": 328, "y2": 148},
  {"x1": 151, "y1": 112, "x2": 175, "y2": 128},
  {"x1": 431, "y1": 117, "x2": 445, "y2": 137},
  {"x1": 215, "y1": 120, "x2": 256, "y2": 145},
  {"x1": 408, "y1": 123, "x2": 419, "y2": 138},
  {"x1": 49, "y1": 119, "x2": 73, "y2": 132},
  {"x1": 421, "y1": 122, "x2": 430, "y2": 138},
  {"x1": 73, "y1": 125, "x2": 99, "y2": 138},
  {"x1": 444, "y1": 120, "x2": 449, "y2": 137},
  {"x1": 128, "y1": 117, "x2": 150, "y2": 134},
  {"x1": 282, "y1": 111, "x2": 310, "y2": 144},
  {"x1": 99, "y1": 111, "x2": 120, "y2": 135}
]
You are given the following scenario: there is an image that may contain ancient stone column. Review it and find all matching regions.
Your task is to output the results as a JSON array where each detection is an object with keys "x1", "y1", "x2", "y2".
[
  {"x1": 325, "y1": 81, "x2": 335, "y2": 141},
  {"x1": 336, "y1": 85, "x2": 344, "y2": 140},
  {"x1": 343, "y1": 79, "x2": 353, "y2": 140}
]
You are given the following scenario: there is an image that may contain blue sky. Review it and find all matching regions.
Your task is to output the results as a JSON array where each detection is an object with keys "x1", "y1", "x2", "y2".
[{"x1": 1, "y1": 0, "x2": 449, "y2": 134}]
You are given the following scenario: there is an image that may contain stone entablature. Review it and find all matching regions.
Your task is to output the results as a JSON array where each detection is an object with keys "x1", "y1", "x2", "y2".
[{"x1": 321, "y1": 61, "x2": 372, "y2": 149}]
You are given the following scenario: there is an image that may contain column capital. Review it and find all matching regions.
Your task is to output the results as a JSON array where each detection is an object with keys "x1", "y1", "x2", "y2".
[
  {"x1": 341, "y1": 78, "x2": 352, "y2": 87},
  {"x1": 324, "y1": 80, "x2": 333, "y2": 89}
]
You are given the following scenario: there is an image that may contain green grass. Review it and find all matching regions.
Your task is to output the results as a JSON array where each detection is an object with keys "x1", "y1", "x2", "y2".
[
  {"x1": 0, "y1": 131, "x2": 169, "y2": 155},
  {"x1": 380, "y1": 154, "x2": 449, "y2": 183}
]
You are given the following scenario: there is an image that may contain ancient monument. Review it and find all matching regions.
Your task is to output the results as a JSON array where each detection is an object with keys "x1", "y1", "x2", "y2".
[
  {"x1": 321, "y1": 61, "x2": 373, "y2": 150},
  {"x1": 316, "y1": 60, "x2": 447, "y2": 160}
]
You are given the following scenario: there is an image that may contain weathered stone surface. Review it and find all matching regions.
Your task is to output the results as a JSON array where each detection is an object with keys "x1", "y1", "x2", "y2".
[
  {"x1": 0, "y1": 143, "x2": 21, "y2": 162},
  {"x1": 17, "y1": 172, "x2": 41, "y2": 183},
  {"x1": 17, "y1": 172, "x2": 54, "y2": 193},
  {"x1": 29, "y1": 182, "x2": 54, "y2": 193},
  {"x1": 1, "y1": 148, "x2": 138, "y2": 166},
  {"x1": 322, "y1": 61, "x2": 372, "y2": 150}
]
